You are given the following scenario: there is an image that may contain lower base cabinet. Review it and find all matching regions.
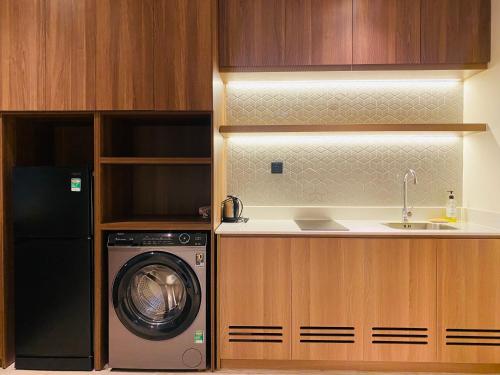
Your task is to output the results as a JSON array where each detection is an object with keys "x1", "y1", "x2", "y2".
[
  {"x1": 437, "y1": 239, "x2": 500, "y2": 364},
  {"x1": 218, "y1": 237, "x2": 292, "y2": 360},
  {"x1": 218, "y1": 236, "x2": 500, "y2": 365}
]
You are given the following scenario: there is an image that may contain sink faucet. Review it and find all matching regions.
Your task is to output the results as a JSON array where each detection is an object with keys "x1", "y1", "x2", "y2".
[{"x1": 402, "y1": 169, "x2": 418, "y2": 222}]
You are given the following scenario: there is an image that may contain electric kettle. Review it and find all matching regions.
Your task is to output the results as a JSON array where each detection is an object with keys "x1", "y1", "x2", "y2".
[{"x1": 221, "y1": 195, "x2": 244, "y2": 222}]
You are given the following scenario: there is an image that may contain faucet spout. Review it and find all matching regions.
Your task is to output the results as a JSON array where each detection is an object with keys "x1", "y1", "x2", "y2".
[{"x1": 402, "y1": 169, "x2": 418, "y2": 222}]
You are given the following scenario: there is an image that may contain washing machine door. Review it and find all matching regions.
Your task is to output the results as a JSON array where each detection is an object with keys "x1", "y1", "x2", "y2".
[{"x1": 113, "y1": 251, "x2": 201, "y2": 341}]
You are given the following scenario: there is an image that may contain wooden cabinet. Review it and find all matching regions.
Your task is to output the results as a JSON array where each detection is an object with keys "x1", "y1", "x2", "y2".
[
  {"x1": 363, "y1": 239, "x2": 436, "y2": 362},
  {"x1": 437, "y1": 239, "x2": 500, "y2": 363},
  {"x1": 285, "y1": 0, "x2": 352, "y2": 66},
  {"x1": 0, "y1": 0, "x2": 45, "y2": 110},
  {"x1": 291, "y1": 238, "x2": 363, "y2": 360},
  {"x1": 45, "y1": 0, "x2": 96, "y2": 110},
  {"x1": 219, "y1": 237, "x2": 292, "y2": 360},
  {"x1": 96, "y1": 0, "x2": 155, "y2": 110},
  {"x1": 219, "y1": 0, "x2": 286, "y2": 67},
  {"x1": 421, "y1": 0, "x2": 491, "y2": 65},
  {"x1": 154, "y1": 0, "x2": 212, "y2": 110},
  {"x1": 353, "y1": 0, "x2": 420, "y2": 65}
]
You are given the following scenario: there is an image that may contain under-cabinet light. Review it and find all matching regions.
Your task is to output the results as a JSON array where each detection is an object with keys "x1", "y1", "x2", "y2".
[
  {"x1": 227, "y1": 134, "x2": 461, "y2": 146},
  {"x1": 226, "y1": 79, "x2": 462, "y2": 90}
]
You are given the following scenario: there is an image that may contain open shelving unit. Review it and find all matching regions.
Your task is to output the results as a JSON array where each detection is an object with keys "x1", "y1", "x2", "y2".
[{"x1": 96, "y1": 112, "x2": 212, "y2": 230}]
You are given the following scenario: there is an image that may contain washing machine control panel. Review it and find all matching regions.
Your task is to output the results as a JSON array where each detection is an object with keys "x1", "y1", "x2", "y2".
[{"x1": 108, "y1": 232, "x2": 207, "y2": 247}]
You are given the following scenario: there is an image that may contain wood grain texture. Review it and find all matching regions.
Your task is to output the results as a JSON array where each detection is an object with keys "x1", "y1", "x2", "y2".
[
  {"x1": 45, "y1": 0, "x2": 96, "y2": 110},
  {"x1": 0, "y1": 117, "x2": 15, "y2": 368},
  {"x1": 92, "y1": 114, "x2": 106, "y2": 370},
  {"x1": 0, "y1": 0, "x2": 45, "y2": 110},
  {"x1": 437, "y1": 239, "x2": 500, "y2": 364},
  {"x1": 219, "y1": 123, "x2": 487, "y2": 135},
  {"x1": 421, "y1": 0, "x2": 491, "y2": 64},
  {"x1": 96, "y1": 0, "x2": 154, "y2": 110},
  {"x1": 362, "y1": 239, "x2": 436, "y2": 362},
  {"x1": 219, "y1": 0, "x2": 286, "y2": 67},
  {"x1": 219, "y1": 237, "x2": 292, "y2": 360},
  {"x1": 99, "y1": 157, "x2": 211, "y2": 165},
  {"x1": 154, "y1": 0, "x2": 212, "y2": 110},
  {"x1": 285, "y1": 0, "x2": 352, "y2": 65},
  {"x1": 291, "y1": 238, "x2": 363, "y2": 360},
  {"x1": 353, "y1": 0, "x2": 420, "y2": 64},
  {"x1": 220, "y1": 359, "x2": 500, "y2": 372}
]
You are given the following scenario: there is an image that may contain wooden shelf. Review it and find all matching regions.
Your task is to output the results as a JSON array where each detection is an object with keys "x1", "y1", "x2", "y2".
[
  {"x1": 100, "y1": 157, "x2": 211, "y2": 165},
  {"x1": 100, "y1": 216, "x2": 211, "y2": 231},
  {"x1": 219, "y1": 123, "x2": 487, "y2": 136}
]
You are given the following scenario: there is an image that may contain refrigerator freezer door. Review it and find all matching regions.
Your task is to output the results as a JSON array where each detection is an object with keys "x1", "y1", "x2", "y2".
[{"x1": 13, "y1": 166, "x2": 92, "y2": 238}]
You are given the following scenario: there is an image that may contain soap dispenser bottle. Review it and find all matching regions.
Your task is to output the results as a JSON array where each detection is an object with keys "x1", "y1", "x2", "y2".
[{"x1": 446, "y1": 190, "x2": 457, "y2": 222}]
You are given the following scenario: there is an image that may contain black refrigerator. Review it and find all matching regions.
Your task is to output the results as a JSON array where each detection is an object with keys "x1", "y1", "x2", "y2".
[{"x1": 13, "y1": 166, "x2": 93, "y2": 370}]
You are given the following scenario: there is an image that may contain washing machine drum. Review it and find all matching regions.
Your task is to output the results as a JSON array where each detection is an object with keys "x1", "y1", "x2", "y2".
[{"x1": 113, "y1": 251, "x2": 201, "y2": 341}]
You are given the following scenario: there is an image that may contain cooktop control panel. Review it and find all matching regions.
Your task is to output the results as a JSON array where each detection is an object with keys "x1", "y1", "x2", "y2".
[{"x1": 108, "y1": 232, "x2": 207, "y2": 247}]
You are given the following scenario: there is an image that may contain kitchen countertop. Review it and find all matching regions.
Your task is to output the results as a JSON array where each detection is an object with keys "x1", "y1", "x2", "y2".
[{"x1": 216, "y1": 219, "x2": 500, "y2": 237}]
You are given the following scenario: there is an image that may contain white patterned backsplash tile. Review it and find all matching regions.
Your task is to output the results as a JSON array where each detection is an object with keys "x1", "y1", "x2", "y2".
[
  {"x1": 226, "y1": 80, "x2": 463, "y2": 125},
  {"x1": 227, "y1": 136, "x2": 463, "y2": 207}
]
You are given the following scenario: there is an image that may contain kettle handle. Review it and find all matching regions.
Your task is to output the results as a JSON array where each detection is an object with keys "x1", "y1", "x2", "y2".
[{"x1": 236, "y1": 197, "x2": 244, "y2": 218}]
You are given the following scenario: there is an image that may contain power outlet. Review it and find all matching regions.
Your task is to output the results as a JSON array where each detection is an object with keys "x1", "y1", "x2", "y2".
[{"x1": 271, "y1": 161, "x2": 283, "y2": 174}]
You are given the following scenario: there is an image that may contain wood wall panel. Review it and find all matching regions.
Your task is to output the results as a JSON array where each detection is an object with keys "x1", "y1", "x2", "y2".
[
  {"x1": 154, "y1": 0, "x2": 212, "y2": 110},
  {"x1": 362, "y1": 239, "x2": 436, "y2": 362},
  {"x1": 421, "y1": 0, "x2": 491, "y2": 64},
  {"x1": 0, "y1": 0, "x2": 45, "y2": 110},
  {"x1": 45, "y1": 0, "x2": 96, "y2": 110},
  {"x1": 285, "y1": 0, "x2": 352, "y2": 66},
  {"x1": 0, "y1": 117, "x2": 15, "y2": 368},
  {"x1": 353, "y1": 0, "x2": 420, "y2": 65},
  {"x1": 291, "y1": 238, "x2": 363, "y2": 360},
  {"x1": 219, "y1": 237, "x2": 291, "y2": 360},
  {"x1": 437, "y1": 239, "x2": 500, "y2": 364},
  {"x1": 219, "y1": 0, "x2": 286, "y2": 67},
  {"x1": 96, "y1": 0, "x2": 154, "y2": 110}
]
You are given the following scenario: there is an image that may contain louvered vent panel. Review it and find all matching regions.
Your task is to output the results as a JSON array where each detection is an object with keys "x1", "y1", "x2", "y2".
[
  {"x1": 371, "y1": 327, "x2": 429, "y2": 345},
  {"x1": 228, "y1": 325, "x2": 283, "y2": 343},
  {"x1": 446, "y1": 328, "x2": 500, "y2": 347},
  {"x1": 300, "y1": 326, "x2": 355, "y2": 344}
]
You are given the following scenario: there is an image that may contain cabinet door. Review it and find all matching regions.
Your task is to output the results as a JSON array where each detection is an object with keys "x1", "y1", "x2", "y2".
[
  {"x1": 363, "y1": 239, "x2": 436, "y2": 362},
  {"x1": 353, "y1": 0, "x2": 420, "y2": 65},
  {"x1": 421, "y1": 0, "x2": 490, "y2": 65},
  {"x1": 96, "y1": 0, "x2": 154, "y2": 110},
  {"x1": 291, "y1": 238, "x2": 363, "y2": 360},
  {"x1": 45, "y1": 0, "x2": 96, "y2": 110},
  {"x1": 437, "y1": 239, "x2": 500, "y2": 363},
  {"x1": 0, "y1": 0, "x2": 45, "y2": 110},
  {"x1": 219, "y1": 0, "x2": 286, "y2": 67},
  {"x1": 219, "y1": 237, "x2": 291, "y2": 360},
  {"x1": 285, "y1": 0, "x2": 352, "y2": 66},
  {"x1": 154, "y1": 0, "x2": 212, "y2": 110}
]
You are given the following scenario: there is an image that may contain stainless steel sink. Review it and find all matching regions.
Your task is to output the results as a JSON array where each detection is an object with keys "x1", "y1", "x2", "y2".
[
  {"x1": 383, "y1": 222, "x2": 458, "y2": 230},
  {"x1": 295, "y1": 219, "x2": 349, "y2": 231}
]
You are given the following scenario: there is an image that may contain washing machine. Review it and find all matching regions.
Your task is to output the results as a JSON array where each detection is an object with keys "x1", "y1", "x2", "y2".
[{"x1": 108, "y1": 232, "x2": 207, "y2": 370}]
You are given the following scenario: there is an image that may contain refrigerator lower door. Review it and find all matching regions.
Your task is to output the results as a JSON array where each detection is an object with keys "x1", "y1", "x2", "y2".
[{"x1": 15, "y1": 238, "x2": 93, "y2": 370}]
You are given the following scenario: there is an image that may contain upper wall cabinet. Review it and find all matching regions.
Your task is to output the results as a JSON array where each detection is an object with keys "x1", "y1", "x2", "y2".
[
  {"x1": 154, "y1": 0, "x2": 212, "y2": 111},
  {"x1": 219, "y1": 0, "x2": 286, "y2": 67},
  {"x1": 46, "y1": 0, "x2": 96, "y2": 110},
  {"x1": 96, "y1": 0, "x2": 155, "y2": 110},
  {"x1": 219, "y1": 0, "x2": 491, "y2": 70},
  {"x1": 421, "y1": 0, "x2": 491, "y2": 65},
  {"x1": 353, "y1": 0, "x2": 420, "y2": 65},
  {"x1": 0, "y1": 0, "x2": 45, "y2": 110},
  {"x1": 285, "y1": 0, "x2": 352, "y2": 66}
]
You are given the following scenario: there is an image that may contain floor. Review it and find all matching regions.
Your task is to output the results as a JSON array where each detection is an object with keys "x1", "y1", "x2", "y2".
[{"x1": 0, "y1": 365, "x2": 486, "y2": 375}]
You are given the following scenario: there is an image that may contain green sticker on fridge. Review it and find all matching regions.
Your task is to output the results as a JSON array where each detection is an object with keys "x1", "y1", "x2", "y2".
[
  {"x1": 71, "y1": 178, "x2": 81, "y2": 192},
  {"x1": 194, "y1": 330, "x2": 204, "y2": 344}
]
